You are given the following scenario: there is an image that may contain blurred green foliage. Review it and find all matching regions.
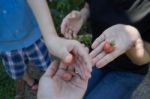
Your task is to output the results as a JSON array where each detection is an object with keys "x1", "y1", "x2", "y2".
[
  {"x1": 48, "y1": 0, "x2": 85, "y2": 30},
  {"x1": 48, "y1": 0, "x2": 92, "y2": 46},
  {"x1": 0, "y1": 59, "x2": 16, "y2": 99}
]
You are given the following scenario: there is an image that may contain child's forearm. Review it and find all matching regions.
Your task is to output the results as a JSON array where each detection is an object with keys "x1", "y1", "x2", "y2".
[
  {"x1": 80, "y1": 3, "x2": 90, "y2": 23},
  {"x1": 27, "y1": 0, "x2": 58, "y2": 41},
  {"x1": 126, "y1": 40, "x2": 150, "y2": 65}
]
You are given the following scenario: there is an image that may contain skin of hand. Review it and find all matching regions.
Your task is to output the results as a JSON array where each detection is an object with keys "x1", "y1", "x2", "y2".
[
  {"x1": 46, "y1": 37, "x2": 92, "y2": 80},
  {"x1": 37, "y1": 60, "x2": 89, "y2": 99},
  {"x1": 126, "y1": 40, "x2": 150, "y2": 65},
  {"x1": 61, "y1": 3, "x2": 90, "y2": 39},
  {"x1": 144, "y1": 41, "x2": 150, "y2": 54},
  {"x1": 90, "y1": 24, "x2": 145, "y2": 68},
  {"x1": 27, "y1": 0, "x2": 92, "y2": 79}
]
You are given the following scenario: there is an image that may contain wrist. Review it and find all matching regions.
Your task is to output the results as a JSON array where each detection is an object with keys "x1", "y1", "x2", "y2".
[
  {"x1": 44, "y1": 36, "x2": 60, "y2": 46},
  {"x1": 125, "y1": 37, "x2": 150, "y2": 65}
]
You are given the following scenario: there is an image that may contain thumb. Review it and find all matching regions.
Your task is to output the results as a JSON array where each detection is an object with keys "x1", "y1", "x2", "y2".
[
  {"x1": 63, "y1": 52, "x2": 73, "y2": 65},
  {"x1": 134, "y1": 39, "x2": 144, "y2": 58},
  {"x1": 58, "y1": 48, "x2": 73, "y2": 64}
]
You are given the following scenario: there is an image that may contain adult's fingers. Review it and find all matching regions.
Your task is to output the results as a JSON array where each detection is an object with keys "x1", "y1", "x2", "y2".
[
  {"x1": 69, "y1": 42, "x2": 92, "y2": 80},
  {"x1": 90, "y1": 42, "x2": 105, "y2": 58},
  {"x1": 78, "y1": 57, "x2": 91, "y2": 80},
  {"x1": 75, "y1": 44, "x2": 92, "y2": 73},
  {"x1": 92, "y1": 33, "x2": 105, "y2": 49},
  {"x1": 61, "y1": 72, "x2": 73, "y2": 81},
  {"x1": 96, "y1": 51, "x2": 118, "y2": 68},
  {"x1": 92, "y1": 51, "x2": 106, "y2": 65},
  {"x1": 56, "y1": 62, "x2": 73, "y2": 81},
  {"x1": 61, "y1": 65, "x2": 75, "y2": 80},
  {"x1": 44, "y1": 61, "x2": 59, "y2": 77}
]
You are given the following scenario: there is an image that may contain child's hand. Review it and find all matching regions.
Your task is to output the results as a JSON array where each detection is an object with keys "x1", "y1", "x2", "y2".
[
  {"x1": 46, "y1": 37, "x2": 92, "y2": 80},
  {"x1": 61, "y1": 11, "x2": 84, "y2": 39}
]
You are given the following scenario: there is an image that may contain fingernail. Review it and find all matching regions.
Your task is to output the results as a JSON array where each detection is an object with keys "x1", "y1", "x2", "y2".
[{"x1": 64, "y1": 54, "x2": 73, "y2": 64}]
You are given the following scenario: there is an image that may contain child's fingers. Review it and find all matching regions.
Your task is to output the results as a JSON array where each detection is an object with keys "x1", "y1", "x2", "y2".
[{"x1": 81, "y1": 43, "x2": 85, "y2": 47}]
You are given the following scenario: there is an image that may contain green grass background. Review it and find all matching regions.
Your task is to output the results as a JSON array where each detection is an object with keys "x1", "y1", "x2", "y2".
[{"x1": 0, "y1": 59, "x2": 16, "y2": 99}]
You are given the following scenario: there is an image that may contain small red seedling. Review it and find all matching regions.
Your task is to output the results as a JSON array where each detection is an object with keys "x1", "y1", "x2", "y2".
[{"x1": 103, "y1": 41, "x2": 115, "y2": 53}]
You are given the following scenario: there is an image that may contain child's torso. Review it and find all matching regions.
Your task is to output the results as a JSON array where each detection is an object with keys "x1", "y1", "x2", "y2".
[{"x1": 0, "y1": 0, "x2": 41, "y2": 51}]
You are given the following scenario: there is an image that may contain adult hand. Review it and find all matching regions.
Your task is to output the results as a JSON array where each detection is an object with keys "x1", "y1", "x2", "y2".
[
  {"x1": 61, "y1": 10, "x2": 84, "y2": 39},
  {"x1": 37, "y1": 60, "x2": 89, "y2": 99},
  {"x1": 28, "y1": 0, "x2": 92, "y2": 79},
  {"x1": 46, "y1": 37, "x2": 92, "y2": 80},
  {"x1": 90, "y1": 24, "x2": 141, "y2": 68}
]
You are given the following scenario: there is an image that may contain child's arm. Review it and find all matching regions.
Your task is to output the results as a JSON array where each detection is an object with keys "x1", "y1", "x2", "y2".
[
  {"x1": 61, "y1": 3, "x2": 90, "y2": 39},
  {"x1": 27, "y1": 0, "x2": 58, "y2": 39},
  {"x1": 27, "y1": 0, "x2": 92, "y2": 80},
  {"x1": 27, "y1": 0, "x2": 76, "y2": 64}
]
